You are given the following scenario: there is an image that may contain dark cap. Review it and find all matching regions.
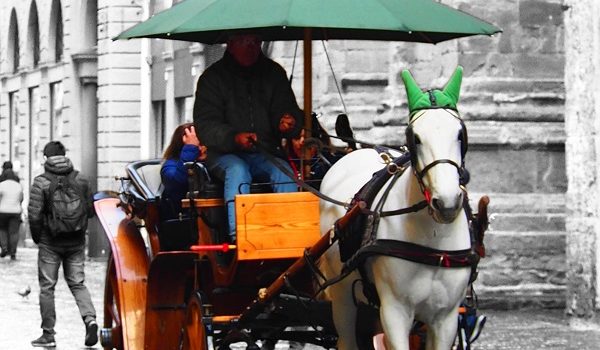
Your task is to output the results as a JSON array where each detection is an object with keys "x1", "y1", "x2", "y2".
[
  {"x1": 2, "y1": 161, "x2": 12, "y2": 170},
  {"x1": 43, "y1": 141, "x2": 66, "y2": 157}
]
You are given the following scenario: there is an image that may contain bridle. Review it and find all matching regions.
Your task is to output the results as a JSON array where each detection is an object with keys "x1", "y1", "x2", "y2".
[{"x1": 405, "y1": 108, "x2": 468, "y2": 203}]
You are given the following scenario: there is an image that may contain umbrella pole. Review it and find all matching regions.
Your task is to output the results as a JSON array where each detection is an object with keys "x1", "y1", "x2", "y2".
[
  {"x1": 303, "y1": 28, "x2": 312, "y2": 180},
  {"x1": 303, "y1": 28, "x2": 312, "y2": 137}
]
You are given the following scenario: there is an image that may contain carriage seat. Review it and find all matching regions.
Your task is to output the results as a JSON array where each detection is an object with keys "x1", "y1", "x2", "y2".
[{"x1": 125, "y1": 159, "x2": 164, "y2": 201}]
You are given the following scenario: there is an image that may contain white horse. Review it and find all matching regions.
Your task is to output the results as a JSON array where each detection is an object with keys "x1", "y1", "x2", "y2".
[{"x1": 319, "y1": 67, "x2": 472, "y2": 350}]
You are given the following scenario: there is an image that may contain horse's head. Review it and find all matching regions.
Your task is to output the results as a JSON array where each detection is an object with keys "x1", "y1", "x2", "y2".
[{"x1": 402, "y1": 67, "x2": 467, "y2": 223}]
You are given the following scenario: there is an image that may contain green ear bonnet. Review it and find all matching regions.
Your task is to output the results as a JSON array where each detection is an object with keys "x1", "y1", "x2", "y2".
[
  {"x1": 401, "y1": 66, "x2": 463, "y2": 120},
  {"x1": 402, "y1": 66, "x2": 468, "y2": 169}
]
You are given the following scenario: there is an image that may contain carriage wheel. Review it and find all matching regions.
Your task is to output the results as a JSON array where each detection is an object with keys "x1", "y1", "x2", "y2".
[
  {"x1": 101, "y1": 255, "x2": 124, "y2": 350},
  {"x1": 182, "y1": 293, "x2": 208, "y2": 350}
]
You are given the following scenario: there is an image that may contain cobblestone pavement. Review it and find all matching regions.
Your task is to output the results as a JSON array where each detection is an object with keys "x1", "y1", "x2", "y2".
[
  {"x1": 0, "y1": 247, "x2": 106, "y2": 350},
  {"x1": 2, "y1": 247, "x2": 600, "y2": 349}
]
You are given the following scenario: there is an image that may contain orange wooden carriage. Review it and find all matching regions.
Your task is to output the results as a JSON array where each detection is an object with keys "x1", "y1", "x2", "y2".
[{"x1": 94, "y1": 159, "x2": 339, "y2": 350}]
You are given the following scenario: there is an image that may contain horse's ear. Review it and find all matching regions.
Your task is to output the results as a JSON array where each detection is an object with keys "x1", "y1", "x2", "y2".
[
  {"x1": 401, "y1": 70, "x2": 424, "y2": 113},
  {"x1": 442, "y1": 66, "x2": 463, "y2": 105}
]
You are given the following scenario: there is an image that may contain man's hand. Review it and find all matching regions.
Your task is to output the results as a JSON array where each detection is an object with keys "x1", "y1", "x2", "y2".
[
  {"x1": 198, "y1": 145, "x2": 208, "y2": 161},
  {"x1": 235, "y1": 132, "x2": 257, "y2": 149},
  {"x1": 279, "y1": 113, "x2": 296, "y2": 133}
]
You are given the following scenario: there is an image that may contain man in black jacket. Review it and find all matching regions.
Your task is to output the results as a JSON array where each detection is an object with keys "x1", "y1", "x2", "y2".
[
  {"x1": 28, "y1": 141, "x2": 98, "y2": 348},
  {"x1": 194, "y1": 33, "x2": 303, "y2": 242}
]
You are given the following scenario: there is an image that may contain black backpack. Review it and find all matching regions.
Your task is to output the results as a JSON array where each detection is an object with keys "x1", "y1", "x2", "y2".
[{"x1": 42, "y1": 171, "x2": 88, "y2": 236}]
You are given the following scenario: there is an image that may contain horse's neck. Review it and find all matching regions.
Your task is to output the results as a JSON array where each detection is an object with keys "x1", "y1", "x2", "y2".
[{"x1": 375, "y1": 169, "x2": 471, "y2": 250}]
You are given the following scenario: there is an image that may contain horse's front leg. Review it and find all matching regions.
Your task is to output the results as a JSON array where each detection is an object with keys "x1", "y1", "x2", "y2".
[
  {"x1": 425, "y1": 309, "x2": 460, "y2": 350},
  {"x1": 378, "y1": 297, "x2": 413, "y2": 350}
]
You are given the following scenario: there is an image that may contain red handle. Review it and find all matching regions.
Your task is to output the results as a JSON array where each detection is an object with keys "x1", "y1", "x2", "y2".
[{"x1": 190, "y1": 244, "x2": 236, "y2": 252}]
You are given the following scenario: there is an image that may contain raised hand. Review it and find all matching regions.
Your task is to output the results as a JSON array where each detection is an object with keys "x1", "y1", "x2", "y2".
[{"x1": 182, "y1": 126, "x2": 201, "y2": 146}]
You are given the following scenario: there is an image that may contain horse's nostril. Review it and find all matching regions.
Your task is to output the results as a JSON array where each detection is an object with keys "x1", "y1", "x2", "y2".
[{"x1": 431, "y1": 198, "x2": 444, "y2": 211}]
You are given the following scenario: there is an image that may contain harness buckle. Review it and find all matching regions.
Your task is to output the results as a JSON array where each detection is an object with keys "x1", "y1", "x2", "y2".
[
  {"x1": 379, "y1": 152, "x2": 392, "y2": 164},
  {"x1": 329, "y1": 224, "x2": 336, "y2": 244}
]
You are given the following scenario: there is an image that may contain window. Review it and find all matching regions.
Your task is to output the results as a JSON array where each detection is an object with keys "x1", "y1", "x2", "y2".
[
  {"x1": 152, "y1": 100, "x2": 166, "y2": 157},
  {"x1": 8, "y1": 91, "x2": 20, "y2": 162},
  {"x1": 28, "y1": 1, "x2": 40, "y2": 68},
  {"x1": 29, "y1": 86, "x2": 46, "y2": 177},
  {"x1": 8, "y1": 9, "x2": 20, "y2": 73},
  {"x1": 50, "y1": 82, "x2": 63, "y2": 139},
  {"x1": 49, "y1": 0, "x2": 63, "y2": 62}
]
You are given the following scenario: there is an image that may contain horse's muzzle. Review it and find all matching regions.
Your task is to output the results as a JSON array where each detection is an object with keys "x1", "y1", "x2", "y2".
[{"x1": 430, "y1": 192, "x2": 463, "y2": 223}]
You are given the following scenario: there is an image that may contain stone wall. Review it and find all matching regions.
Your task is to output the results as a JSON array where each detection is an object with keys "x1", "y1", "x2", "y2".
[{"x1": 0, "y1": 0, "x2": 98, "y2": 198}]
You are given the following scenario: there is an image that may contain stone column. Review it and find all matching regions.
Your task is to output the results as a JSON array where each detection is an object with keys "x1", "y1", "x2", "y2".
[
  {"x1": 97, "y1": 0, "x2": 143, "y2": 191},
  {"x1": 564, "y1": 0, "x2": 600, "y2": 325},
  {"x1": 72, "y1": 51, "x2": 98, "y2": 191}
]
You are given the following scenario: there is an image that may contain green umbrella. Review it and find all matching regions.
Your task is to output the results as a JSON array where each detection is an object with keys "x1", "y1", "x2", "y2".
[
  {"x1": 115, "y1": 0, "x2": 501, "y2": 130},
  {"x1": 116, "y1": 0, "x2": 499, "y2": 44}
]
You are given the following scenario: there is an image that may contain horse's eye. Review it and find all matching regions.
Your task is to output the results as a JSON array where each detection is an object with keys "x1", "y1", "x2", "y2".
[{"x1": 414, "y1": 136, "x2": 421, "y2": 145}]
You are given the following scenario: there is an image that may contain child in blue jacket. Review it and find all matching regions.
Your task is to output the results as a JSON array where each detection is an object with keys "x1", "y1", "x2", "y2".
[{"x1": 160, "y1": 122, "x2": 207, "y2": 220}]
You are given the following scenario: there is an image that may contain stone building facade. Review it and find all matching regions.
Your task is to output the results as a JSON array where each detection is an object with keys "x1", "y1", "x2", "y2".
[{"x1": 0, "y1": 0, "x2": 597, "y2": 321}]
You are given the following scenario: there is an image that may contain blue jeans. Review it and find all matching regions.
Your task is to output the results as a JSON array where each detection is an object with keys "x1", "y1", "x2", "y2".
[
  {"x1": 211, "y1": 153, "x2": 297, "y2": 240},
  {"x1": 37, "y1": 243, "x2": 96, "y2": 335}
]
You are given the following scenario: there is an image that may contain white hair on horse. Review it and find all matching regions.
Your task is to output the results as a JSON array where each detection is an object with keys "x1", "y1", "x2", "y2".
[{"x1": 319, "y1": 66, "x2": 473, "y2": 350}]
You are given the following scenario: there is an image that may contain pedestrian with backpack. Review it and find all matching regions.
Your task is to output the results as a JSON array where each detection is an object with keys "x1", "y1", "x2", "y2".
[{"x1": 28, "y1": 141, "x2": 98, "y2": 348}]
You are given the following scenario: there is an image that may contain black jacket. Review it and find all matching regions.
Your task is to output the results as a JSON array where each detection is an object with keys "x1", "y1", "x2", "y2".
[
  {"x1": 28, "y1": 156, "x2": 93, "y2": 247},
  {"x1": 193, "y1": 51, "x2": 303, "y2": 162}
]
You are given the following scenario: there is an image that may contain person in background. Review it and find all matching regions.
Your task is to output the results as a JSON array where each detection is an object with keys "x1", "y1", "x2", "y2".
[
  {"x1": 285, "y1": 117, "x2": 348, "y2": 189},
  {"x1": 28, "y1": 141, "x2": 97, "y2": 348},
  {"x1": 194, "y1": 33, "x2": 302, "y2": 242},
  {"x1": 0, "y1": 161, "x2": 23, "y2": 260},
  {"x1": 160, "y1": 122, "x2": 208, "y2": 220}
]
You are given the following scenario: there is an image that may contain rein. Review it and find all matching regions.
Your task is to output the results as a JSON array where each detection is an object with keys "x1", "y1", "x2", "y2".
[{"x1": 251, "y1": 140, "x2": 348, "y2": 207}]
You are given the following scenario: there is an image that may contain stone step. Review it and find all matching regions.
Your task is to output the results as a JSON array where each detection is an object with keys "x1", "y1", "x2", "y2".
[
  {"x1": 469, "y1": 192, "x2": 565, "y2": 213},
  {"x1": 468, "y1": 193, "x2": 566, "y2": 232},
  {"x1": 488, "y1": 213, "x2": 565, "y2": 232},
  {"x1": 476, "y1": 284, "x2": 565, "y2": 309},
  {"x1": 476, "y1": 230, "x2": 566, "y2": 309}
]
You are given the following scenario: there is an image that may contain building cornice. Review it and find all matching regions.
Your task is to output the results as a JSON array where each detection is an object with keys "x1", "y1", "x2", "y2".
[{"x1": 72, "y1": 49, "x2": 98, "y2": 86}]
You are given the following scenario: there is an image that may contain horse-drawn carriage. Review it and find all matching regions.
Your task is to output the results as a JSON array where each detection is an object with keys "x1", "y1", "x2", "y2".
[
  {"x1": 95, "y1": 158, "x2": 336, "y2": 349},
  {"x1": 98, "y1": 1, "x2": 500, "y2": 349},
  {"x1": 94, "y1": 66, "x2": 490, "y2": 350}
]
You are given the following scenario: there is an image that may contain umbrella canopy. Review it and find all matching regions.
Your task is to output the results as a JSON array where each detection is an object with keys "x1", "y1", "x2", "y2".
[
  {"x1": 115, "y1": 0, "x2": 501, "y2": 138},
  {"x1": 115, "y1": 0, "x2": 501, "y2": 44}
]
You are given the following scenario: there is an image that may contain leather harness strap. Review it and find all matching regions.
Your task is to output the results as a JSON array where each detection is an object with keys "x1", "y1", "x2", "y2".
[{"x1": 343, "y1": 239, "x2": 479, "y2": 274}]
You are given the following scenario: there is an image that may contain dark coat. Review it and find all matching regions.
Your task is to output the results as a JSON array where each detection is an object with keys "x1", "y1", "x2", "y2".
[
  {"x1": 28, "y1": 156, "x2": 93, "y2": 247},
  {"x1": 193, "y1": 51, "x2": 303, "y2": 163}
]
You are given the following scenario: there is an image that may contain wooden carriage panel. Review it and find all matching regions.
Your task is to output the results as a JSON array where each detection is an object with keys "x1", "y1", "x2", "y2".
[
  {"x1": 94, "y1": 198, "x2": 150, "y2": 350},
  {"x1": 235, "y1": 192, "x2": 320, "y2": 260},
  {"x1": 144, "y1": 252, "x2": 197, "y2": 349}
]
